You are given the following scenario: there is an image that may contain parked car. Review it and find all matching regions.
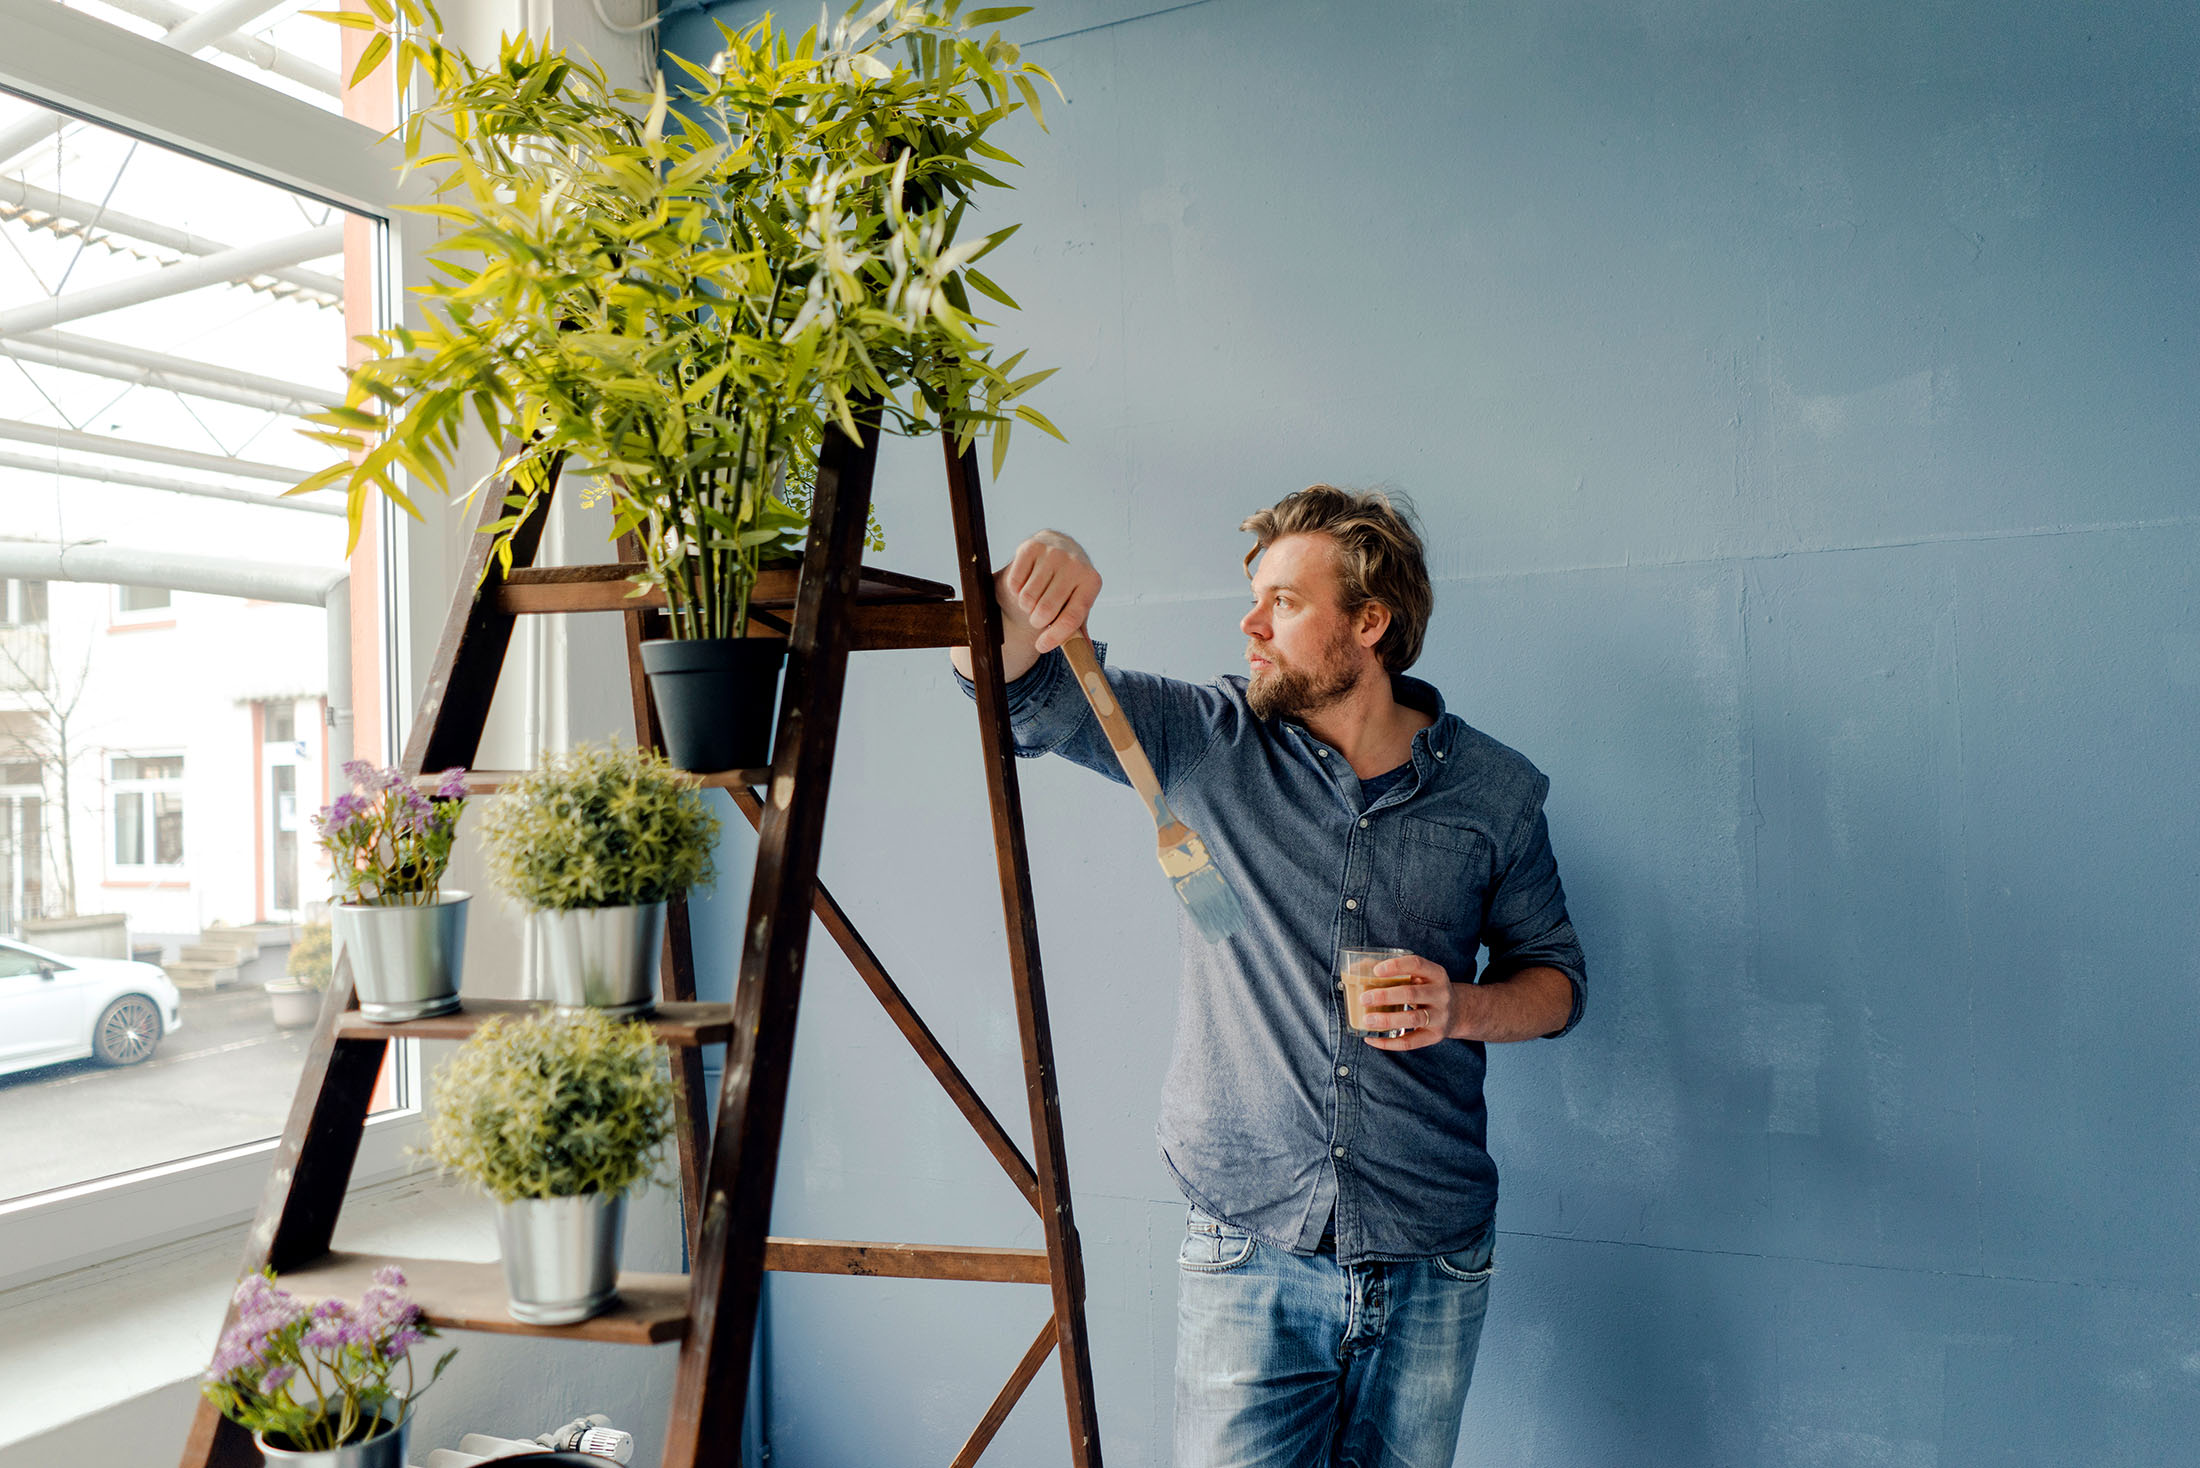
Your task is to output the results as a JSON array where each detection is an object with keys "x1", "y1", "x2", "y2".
[{"x1": 0, "y1": 937, "x2": 183, "y2": 1076}]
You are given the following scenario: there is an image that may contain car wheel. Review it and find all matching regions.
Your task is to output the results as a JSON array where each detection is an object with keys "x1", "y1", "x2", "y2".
[{"x1": 94, "y1": 994, "x2": 163, "y2": 1066}]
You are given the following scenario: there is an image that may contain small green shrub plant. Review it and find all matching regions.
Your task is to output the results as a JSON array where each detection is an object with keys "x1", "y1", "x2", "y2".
[
  {"x1": 475, "y1": 741, "x2": 721, "y2": 910},
  {"x1": 426, "y1": 1009, "x2": 676, "y2": 1202},
  {"x1": 285, "y1": 922, "x2": 334, "y2": 988}
]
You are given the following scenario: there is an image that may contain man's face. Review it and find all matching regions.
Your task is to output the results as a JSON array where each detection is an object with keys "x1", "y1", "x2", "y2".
[{"x1": 1239, "y1": 532, "x2": 1380, "y2": 721}]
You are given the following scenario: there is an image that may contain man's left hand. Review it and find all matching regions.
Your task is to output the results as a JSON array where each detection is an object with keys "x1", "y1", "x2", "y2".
[{"x1": 1358, "y1": 954, "x2": 1465, "y2": 1052}]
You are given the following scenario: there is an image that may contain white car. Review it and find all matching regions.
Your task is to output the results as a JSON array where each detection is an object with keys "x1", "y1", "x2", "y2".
[{"x1": 0, "y1": 937, "x2": 183, "y2": 1076}]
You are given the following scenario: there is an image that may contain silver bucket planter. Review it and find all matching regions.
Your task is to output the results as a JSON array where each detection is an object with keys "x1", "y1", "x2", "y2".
[
  {"x1": 534, "y1": 903, "x2": 666, "y2": 1017},
  {"x1": 496, "y1": 1192, "x2": 626, "y2": 1325},
  {"x1": 254, "y1": 1408, "x2": 408, "y2": 1467},
  {"x1": 332, "y1": 894, "x2": 469, "y2": 1022}
]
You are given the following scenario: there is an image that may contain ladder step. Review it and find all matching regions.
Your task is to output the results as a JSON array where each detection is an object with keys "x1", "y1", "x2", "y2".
[
  {"x1": 276, "y1": 1252, "x2": 690, "y2": 1345},
  {"x1": 333, "y1": 999, "x2": 735, "y2": 1046},
  {"x1": 762, "y1": 1238, "x2": 1052, "y2": 1284},
  {"x1": 498, "y1": 562, "x2": 954, "y2": 612}
]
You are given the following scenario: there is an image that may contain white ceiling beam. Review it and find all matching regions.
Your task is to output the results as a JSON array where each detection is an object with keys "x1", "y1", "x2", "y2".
[
  {"x1": 0, "y1": 223, "x2": 342, "y2": 336},
  {"x1": 14, "y1": 330, "x2": 336, "y2": 406},
  {"x1": 0, "y1": 334, "x2": 330, "y2": 416},
  {"x1": 0, "y1": 414, "x2": 301, "y2": 482},
  {"x1": 0, "y1": 0, "x2": 297, "y2": 172},
  {"x1": 0, "y1": 448, "x2": 343, "y2": 514},
  {"x1": 0, "y1": 176, "x2": 344, "y2": 300},
  {"x1": 0, "y1": 0, "x2": 408, "y2": 218},
  {"x1": 89, "y1": 0, "x2": 343, "y2": 96}
]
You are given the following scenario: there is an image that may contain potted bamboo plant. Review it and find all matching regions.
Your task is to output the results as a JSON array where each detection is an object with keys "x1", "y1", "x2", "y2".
[
  {"x1": 425, "y1": 1010, "x2": 676, "y2": 1325},
  {"x1": 299, "y1": 0, "x2": 1063, "y2": 771},
  {"x1": 475, "y1": 741, "x2": 720, "y2": 1016},
  {"x1": 315, "y1": 763, "x2": 471, "y2": 1021}
]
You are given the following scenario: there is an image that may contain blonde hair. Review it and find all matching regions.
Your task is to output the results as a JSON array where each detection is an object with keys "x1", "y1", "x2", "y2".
[{"x1": 1240, "y1": 485, "x2": 1433, "y2": 673}]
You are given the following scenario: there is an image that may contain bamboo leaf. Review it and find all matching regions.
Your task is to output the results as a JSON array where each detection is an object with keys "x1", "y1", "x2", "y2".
[{"x1": 351, "y1": 31, "x2": 392, "y2": 88}]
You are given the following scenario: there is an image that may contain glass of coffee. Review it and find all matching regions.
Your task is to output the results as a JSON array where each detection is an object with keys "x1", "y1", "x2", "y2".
[{"x1": 1339, "y1": 947, "x2": 1416, "y2": 1039}]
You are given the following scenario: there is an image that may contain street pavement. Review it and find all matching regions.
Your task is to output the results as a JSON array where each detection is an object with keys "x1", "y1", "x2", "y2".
[{"x1": 0, "y1": 948, "x2": 322, "y2": 1202}]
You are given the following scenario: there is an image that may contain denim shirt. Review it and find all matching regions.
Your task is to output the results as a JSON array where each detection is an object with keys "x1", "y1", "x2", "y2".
[{"x1": 960, "y1": 644, "x2": 1587, "y2": 1264}]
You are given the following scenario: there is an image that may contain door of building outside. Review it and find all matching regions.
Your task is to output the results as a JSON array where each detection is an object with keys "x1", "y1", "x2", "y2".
[{"x1": 262, "y1": 703, "x2": 302, "y2": 921}]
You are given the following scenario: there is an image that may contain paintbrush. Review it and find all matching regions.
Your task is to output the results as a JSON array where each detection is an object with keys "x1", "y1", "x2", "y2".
[{"x1": 1061, "y1": 633, "x2": 1247, "y2": 942}]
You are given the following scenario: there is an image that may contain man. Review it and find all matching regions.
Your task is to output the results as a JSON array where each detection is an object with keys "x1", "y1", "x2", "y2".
[{"x1": 951, "y1": 486, "x2": 1587, "y2": 1468}]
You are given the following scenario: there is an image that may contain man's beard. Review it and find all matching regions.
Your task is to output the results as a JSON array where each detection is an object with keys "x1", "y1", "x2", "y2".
[{"x1": 1246, "y1": 624, "x2": 1367, "y2": 721}]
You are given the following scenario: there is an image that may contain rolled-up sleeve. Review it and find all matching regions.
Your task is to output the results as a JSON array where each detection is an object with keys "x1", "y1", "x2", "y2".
[
  {"x1": 953, "y1": 642, "x2": 1234, "y2": 794},
  {"x1": 1479, "y1": 801, "x2": 1588, "y2": 1039}
]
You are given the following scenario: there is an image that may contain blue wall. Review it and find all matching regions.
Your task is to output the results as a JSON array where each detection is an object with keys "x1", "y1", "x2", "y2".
[{"x1": 667, "y1": 2, "x2": 2200, "y2": 1463}]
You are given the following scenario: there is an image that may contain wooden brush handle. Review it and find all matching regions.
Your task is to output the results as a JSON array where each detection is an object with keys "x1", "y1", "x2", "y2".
[{"x1": 1062, "y1": 632, "x2": 1168, "y2": 816}]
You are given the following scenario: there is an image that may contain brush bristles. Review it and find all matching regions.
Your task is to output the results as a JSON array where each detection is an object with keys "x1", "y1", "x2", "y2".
[{"x1": 1172, "y1": 861, "x2": 1247, "y2": 942}]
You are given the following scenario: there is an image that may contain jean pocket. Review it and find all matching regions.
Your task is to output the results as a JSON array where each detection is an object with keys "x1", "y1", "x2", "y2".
[
  {"x1": 1179, "y1": 1210, "x2": 1257, "y2": 1272},
  {"x1": 1431, "y1": 1232, "x2": 1495, "y2": 1283}
]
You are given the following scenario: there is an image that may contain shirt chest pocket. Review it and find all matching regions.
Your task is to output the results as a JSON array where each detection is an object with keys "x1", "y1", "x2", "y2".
[{"x1": 1393, "y1": 817, "x2": 1495, "y2": 931}]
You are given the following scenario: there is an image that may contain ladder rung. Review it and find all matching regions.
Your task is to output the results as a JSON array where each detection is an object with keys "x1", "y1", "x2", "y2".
[
  {"x1": 490, "y1": 585, "x2": 971, "y2": 651},
  {"x1": 498, "y1": 562, "x2": 954, "y2": 613},
  {"x1": 276, "y1": 1252, "x2": 690, "y2": 1345},
  {"x1": 333, "y1": 999, "x2": 735, "y2": 1046},
  {"x1": 763, "y1": 1238, "x2": 1053, "y2": 1284}
]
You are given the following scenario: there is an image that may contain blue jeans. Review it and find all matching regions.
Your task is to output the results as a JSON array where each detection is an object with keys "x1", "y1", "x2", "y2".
[{"x1": 1174, "y1": 1209, "x2": 1494, "y2": 1468}]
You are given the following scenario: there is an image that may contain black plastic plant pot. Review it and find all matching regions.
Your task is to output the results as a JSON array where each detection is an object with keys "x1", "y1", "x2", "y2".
[{"x1": 639, "y1": 636, "x2": 788, "y2": 773}]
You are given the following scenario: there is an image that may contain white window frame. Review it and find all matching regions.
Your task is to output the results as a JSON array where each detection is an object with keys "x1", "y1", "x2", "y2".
[
  {"x1": 1, "y1": 578, "x2": 49, "y2": 627},
  {"x1": 107, "y1": 749, "x2": 187, "y2": 871},
  {"x1": 0, "y1": 0, "x2": 439, "y2": 1291}
]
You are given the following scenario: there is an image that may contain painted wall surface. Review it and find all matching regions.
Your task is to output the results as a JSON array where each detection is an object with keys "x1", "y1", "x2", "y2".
[{"x1": 664, "y1": 2, "x2": 2200, "y2": 1464}]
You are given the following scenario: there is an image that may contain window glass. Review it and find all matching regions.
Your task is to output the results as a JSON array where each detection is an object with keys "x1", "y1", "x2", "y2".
[
  {"x1": 118, "y1": 585, "x2": 173, "y2": 614},
  {"x1": 0, "y1": 94, "x2": 397, "y2": 1206},
  {"x1": 0, "y1": 944, "x2": 48, "y2": 978}
]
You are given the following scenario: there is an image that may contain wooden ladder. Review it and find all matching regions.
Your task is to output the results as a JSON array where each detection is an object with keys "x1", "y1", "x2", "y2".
[{"x1": 179, "y1": 419, "x2": 1103, "y2": 1468}]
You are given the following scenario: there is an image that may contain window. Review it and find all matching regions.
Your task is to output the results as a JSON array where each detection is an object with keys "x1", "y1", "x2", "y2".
[
  {"x1": 117, "y1": 585, "x2": 173, "y2": 615},
  {"x1": 110, "y1": 753, "x2": 185, "y2": 868},
  {"x1": 0, "y1": 0, "x2": 438, "y2": 1292},
  {"x1": 1, "y1": 579, "x2": 48, "y2": 625},
  {"x1": 265, "y1": 699, "x2": 295, "y2": 743}
]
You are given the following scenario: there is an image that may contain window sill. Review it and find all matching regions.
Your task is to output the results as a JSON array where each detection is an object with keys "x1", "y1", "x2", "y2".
[{"x1": 0, "y1": 1169, "x2": 496, "y2": 1454}]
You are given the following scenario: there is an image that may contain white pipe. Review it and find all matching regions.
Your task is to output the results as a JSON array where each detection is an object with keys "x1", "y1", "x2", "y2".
[
  {"x1": 0, "y1": 336, "x2": 327, "y2": 416},
  {"x1": 0, "y1": 176, "x2": 345, "y2": 299},
  {"x1": 0, "y1": 538, "x2": 345, "y2": 605},
  {"x1": 0, "y1": 448, "x2": 342, "y2": 513},
  {"x1": 0, "y1": 415, "x2": 300, "y2": 482},
  {"x1": 0, "y1": 223, "x2": 342, "y2": 337},
  {"x1": 10, "y1": 328, "x2": 336, "y2": 408}
]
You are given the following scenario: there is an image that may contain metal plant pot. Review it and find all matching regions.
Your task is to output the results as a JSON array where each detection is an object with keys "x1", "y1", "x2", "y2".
[
  {"x1": 265, "y1": 980, "x2": 323, "y2": 1029},
  {"x1": 496, "y1": 1192, "x2": 626, "y2": 1325},
  {"x1": 535, "y1": 903, "x2": 667, "y2": 1017},
  {"x1": 639, "y1": 635, "x2": 786, "y2": 772},
  {"x1": 332, "y1": 894, "x2": 469, "y2": 1022},
  {"x1": 254, "y1": 1409, "x2": 408, "y2": 1467}
]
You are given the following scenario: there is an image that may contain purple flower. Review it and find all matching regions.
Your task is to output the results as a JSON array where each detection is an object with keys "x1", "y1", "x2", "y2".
[
  {"x1": 371, "y1": 1265, "x2": 407, "y2": 1288},
  {"x1": 262, "y1": 1364, "x2": 296, "y2": 1392},
  {"x1": 435, "y1": 769, "x2": 469, "y2": 800}
]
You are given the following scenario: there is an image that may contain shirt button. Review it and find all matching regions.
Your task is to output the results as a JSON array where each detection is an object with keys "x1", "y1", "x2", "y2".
[
  {"x1": 1435, "y1": 751, "x2": 1445, "y2": 759},
  {"x1": 1358, "y1": 818, "x2": 1369, "y2": 828},
  {"x1": 1345, "y1": 898, "x2": 1357, "y2": 910},
  {"x1": 1317, "y1": 750, "x2": 1328, "y2": 758},
  {"x1": 1337, "y1": 1065, "x2": 1350, "y2": 1077},
  {"x1": 1333, "y1": 1146, "x2": 1347, "y2": 1158}
]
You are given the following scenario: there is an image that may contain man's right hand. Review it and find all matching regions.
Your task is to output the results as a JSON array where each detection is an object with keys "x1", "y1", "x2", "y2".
[{"x1": 951, "y1": 530, "x2": 1101, "y2": 684}]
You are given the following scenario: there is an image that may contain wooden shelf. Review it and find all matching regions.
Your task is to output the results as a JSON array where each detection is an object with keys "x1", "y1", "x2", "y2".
[
  {"x1": 449, "y1": 768, "x2": 771, "y2": 795},
  {"x1": 498, "y1": 562, "x2": 954, "y2": 613},
  {"x1": 278, "y1": 1252, "x2": 690, "y2": 1345},
  {"x1": 335, "y1": 998, "x2": 734, "y2": 1045}
]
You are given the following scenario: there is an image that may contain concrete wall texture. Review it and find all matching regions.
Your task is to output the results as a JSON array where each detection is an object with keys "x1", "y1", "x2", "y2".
[{"x1": 665, "y1": 2, "x2": 2200, "y2": 1463}]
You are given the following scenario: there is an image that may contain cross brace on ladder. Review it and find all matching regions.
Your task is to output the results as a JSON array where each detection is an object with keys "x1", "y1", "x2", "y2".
[{"x1": 177, "y1": 416, "x2": 1104, "y2": 1468}]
